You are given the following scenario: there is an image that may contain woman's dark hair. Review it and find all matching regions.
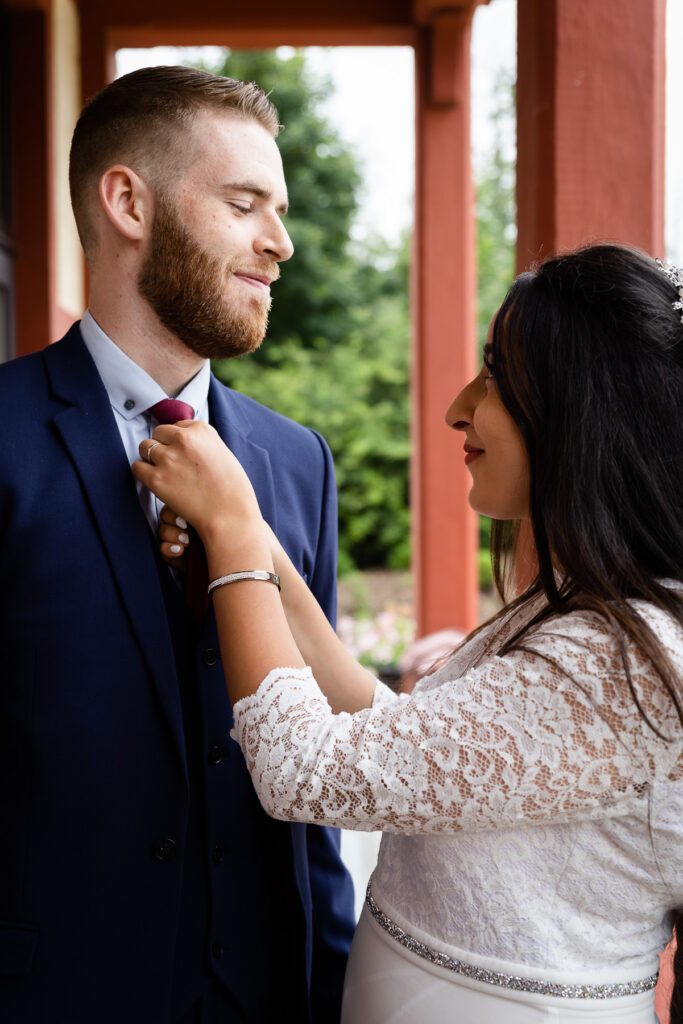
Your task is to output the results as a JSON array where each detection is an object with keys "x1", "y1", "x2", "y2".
[
  {"x1": 672, "y1": 917, "x2": 683, "y2": 1024},
  {"x1": 469, "y1": 242, "x2": 683, "y2": 1022},
  {"x1": 482, "y1": 243, "x2": 683, "y2": 733}
]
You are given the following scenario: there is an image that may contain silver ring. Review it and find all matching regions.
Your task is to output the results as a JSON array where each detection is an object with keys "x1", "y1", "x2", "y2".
[{"x1": 145, "y1": 441, "x2": 161, "y2": 463}]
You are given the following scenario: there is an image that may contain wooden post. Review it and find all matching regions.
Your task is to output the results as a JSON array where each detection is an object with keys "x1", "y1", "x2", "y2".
[
  {"x1": 413, "y1": 9, "x2": 479, "y2": 635},
  {"x1": 516, "y1": 0, "x2": 666, "y2": 267},
  {"x1": 515, "y1": 0, "x2": 666, "y2": 595}
]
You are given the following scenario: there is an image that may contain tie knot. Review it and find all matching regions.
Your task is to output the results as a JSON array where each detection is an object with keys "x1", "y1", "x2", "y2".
[{"x1": 149, "y1": 399, "x2": 195, "y2": 425}]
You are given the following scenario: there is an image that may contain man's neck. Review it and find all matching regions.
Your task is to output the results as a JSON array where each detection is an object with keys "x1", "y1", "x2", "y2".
[{"x1": 88, "y1": 296, "x2": 206, "y2": 398}]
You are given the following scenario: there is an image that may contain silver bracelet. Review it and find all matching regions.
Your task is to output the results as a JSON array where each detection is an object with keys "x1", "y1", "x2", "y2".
[{"x1": 207, "y1": 570, "x2": 281, "y2": 595}]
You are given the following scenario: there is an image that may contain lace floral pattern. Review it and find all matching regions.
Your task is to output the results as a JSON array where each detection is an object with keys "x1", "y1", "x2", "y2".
[
  {"x1": 233, "y1": 599, "x2": 681, "y2": 834},
  {"x1": 232, "y1": 592, "x2": 683, "y2": 972}
]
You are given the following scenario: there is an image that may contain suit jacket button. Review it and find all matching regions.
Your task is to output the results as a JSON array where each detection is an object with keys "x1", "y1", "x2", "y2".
[
  {"x1": 208, "y1": 745, "x2": 223, "y2": 767},
  {"x1": 202, "y1": 648, "x2": 219, "y2": 667},
  {"x1": 211, "y1": 942, "x2": 224, "y2": 960},
  {"x1": 212, "y1": 843, "x2": 225, "y2": 864},
  {"x1": 152, "y1": 837, "x2": 177, "y2": 862}
]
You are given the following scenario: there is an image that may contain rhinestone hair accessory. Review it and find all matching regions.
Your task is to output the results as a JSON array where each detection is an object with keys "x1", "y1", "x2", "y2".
[{"x1": 655, "y1": 258, "x2": 683, "y2": 323}]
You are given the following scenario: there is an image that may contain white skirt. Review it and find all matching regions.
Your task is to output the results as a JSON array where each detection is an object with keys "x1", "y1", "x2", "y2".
[{"x1": 341, "y1": 903, "x2": 658, "y2": 1024}]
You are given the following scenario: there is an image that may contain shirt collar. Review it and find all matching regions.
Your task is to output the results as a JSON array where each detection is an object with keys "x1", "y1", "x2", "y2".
[{"x1": 80, "y1": 310, "x2": 211, "y2": 420}]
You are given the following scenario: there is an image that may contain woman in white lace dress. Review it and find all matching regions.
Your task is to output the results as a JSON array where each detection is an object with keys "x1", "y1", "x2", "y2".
[{"x1": 135, "y1": 244, "x2": 683, "y2": 1024}]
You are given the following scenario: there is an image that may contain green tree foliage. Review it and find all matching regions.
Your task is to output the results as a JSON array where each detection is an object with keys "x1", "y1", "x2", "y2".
[
  {"x1": 196, "y1": 51, "x2": 515, "y2": 577},
  {"x1": 217, "y1": 244, "x2": 411, "y2": 574},
  {"x1": 476, "y1": 68, "x2": 516, "y2": 353},
  {"x1": 202, "y1": 50, "x2": 411, "y2": 572},
  {"x1": 206, "y1": 49, "x2": 362, "y2": 355}
]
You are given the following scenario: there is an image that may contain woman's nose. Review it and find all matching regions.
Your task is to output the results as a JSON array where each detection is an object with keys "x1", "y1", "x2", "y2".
[{"x1": 445, "y1": 378, "x2": 477, "y2": 430}]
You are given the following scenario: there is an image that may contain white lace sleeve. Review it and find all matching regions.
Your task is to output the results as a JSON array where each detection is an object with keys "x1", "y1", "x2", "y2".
[{"x1": 231, "y1": 610, "x2": 683, "y2": 834}]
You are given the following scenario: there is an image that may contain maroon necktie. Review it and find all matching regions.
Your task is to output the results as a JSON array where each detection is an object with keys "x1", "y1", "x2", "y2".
[
  {"x1": 148, "y1": 399, "x2": 209, "y2": 619},
  {"x1": 148, "y1": 399, "x2": 194, "y2": 425}
]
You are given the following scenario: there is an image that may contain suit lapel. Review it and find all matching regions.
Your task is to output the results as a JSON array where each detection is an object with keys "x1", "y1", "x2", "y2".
[
  {"x1": 201, "y1": 378, "x2": 279, "y2": 717},
  {"x1": 208, "y1": 376, "x2": 278, "y2": 532},
  {"x1": 44, "y1": 327, "x2": 187, "y2": 774}
]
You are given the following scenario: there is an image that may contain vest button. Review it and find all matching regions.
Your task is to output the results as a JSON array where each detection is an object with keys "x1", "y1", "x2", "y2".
[
  {"x1": 212, "y1": 843, "x2": 225, "y2": 864},
  {"x1": 208, "y1": 745, "x2": 223, "y2": 767},
  {"x1": 211, "y1": 942, "x2": 224, "y2": 960},
  {"x1": 152, "y1": 837, "x2": 177, "y2": 862},
  {"x1": 202, "y1": 648, "x2": 219, "y2": 667}
]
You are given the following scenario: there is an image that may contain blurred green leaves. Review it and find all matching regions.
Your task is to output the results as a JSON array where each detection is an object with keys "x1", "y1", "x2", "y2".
[
  {"x1": 203, "y1": 48, "x2": 412, "y2": 572},
  {"x1": 196, "y1": 50, "x2": 515, "y2": 578}
]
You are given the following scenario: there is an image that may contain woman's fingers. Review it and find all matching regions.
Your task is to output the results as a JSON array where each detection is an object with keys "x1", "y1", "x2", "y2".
[
  {"x1": 158, "y1": 505, "x2": 188, "y2": 565},
  {"x1": 160, "y1": 543, "x2": 187, "y2": 569},
  {"x1": 160, "y1": 505, "x2": 188, "y2": 530},
  {"x1": 137, "y1": 422, "x2": 183, "y2": 462},
  {"x1": 159, "y1": 516, "x2": 189, "y2": 568},
  {"x1": 159, "y1": 522, "x2": 190, "y2": 553}
]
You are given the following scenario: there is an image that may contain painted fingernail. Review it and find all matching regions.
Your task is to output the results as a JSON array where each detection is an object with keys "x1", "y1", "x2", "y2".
[
  {"x1": 178, "y1": 532, "x2": 189, "y2": 545},
  {"x1": 176, "y1": 516, "x2": 188, "y2": 529},
  {"x1": 170, "y1": 544, "x2": 182, "y2": 554}
]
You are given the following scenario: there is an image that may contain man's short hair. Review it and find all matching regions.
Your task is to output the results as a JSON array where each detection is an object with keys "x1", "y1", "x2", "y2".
[{"x1": 69, "y1": 65, "x2": 280, "y2": 256}]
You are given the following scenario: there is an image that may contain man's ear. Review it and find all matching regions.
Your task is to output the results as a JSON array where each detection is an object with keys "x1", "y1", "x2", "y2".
[{"x1": 98, "y1": 164, "x2": 152, "y2": 242}]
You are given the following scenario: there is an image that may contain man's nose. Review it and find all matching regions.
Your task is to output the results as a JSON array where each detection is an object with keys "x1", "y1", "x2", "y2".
[{"x1": 257, "y1": 218, "x2": 294, "y2": 263}]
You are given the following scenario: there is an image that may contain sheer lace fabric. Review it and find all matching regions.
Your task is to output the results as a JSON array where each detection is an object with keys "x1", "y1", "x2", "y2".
[{"x1": 232, "y1": 591, "x2": 683, "y2": 975}]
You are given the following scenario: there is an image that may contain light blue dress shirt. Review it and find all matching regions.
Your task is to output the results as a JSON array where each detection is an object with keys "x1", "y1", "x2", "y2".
[{"x1": 80, "y1": 309, "x2": 211, "y2": 530}]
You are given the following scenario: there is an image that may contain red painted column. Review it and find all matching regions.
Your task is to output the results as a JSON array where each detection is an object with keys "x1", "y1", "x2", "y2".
[
  {"x1": 515, "y1": 0, "x2": 666, "y2": 595},
  {"x1": 11, "y1": 6, "x2": 54, "y2": 356},
  {"x1": 79, "y1": 15, "x2": 115, "y2": 105},
  {"x1": 516, "y1": 0, "x2": 666, "y2": 268},
  {"x1": 413, "y1": 10, "x2": 479, "y2": 636}
]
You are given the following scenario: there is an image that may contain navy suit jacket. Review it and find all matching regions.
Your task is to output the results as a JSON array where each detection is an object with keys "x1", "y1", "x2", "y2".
[{"x1": 0, "y1": 325, "x2": 355, "y2": 1022}]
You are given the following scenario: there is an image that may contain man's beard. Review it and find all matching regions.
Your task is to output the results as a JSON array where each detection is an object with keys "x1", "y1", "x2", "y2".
[{"x1": 138, "y1": 193, "x2": 276, "y2": 360}]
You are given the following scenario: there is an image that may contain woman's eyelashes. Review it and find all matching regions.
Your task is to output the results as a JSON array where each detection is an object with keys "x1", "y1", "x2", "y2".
[{"x1": 482, "y1": 344, "x2": 495, "y2": 379}]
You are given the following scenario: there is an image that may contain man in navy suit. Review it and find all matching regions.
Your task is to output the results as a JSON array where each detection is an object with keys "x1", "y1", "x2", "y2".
[{"x1": 0, "y1": 66, "x2": 355, "y2": 1023}]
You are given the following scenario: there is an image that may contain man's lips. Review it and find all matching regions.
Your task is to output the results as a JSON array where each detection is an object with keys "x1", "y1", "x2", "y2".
[
  {"x1": 233, "y1": 272, "x2": 276, "y2": 291},
  {"x1": 464, "y1": 443, "x2": 484, "y2": 465}
]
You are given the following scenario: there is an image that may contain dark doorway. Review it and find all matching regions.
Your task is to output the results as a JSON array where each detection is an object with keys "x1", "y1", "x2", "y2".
[{"x1": 0, "y1": 5, "x2": 15, "y2": 362}]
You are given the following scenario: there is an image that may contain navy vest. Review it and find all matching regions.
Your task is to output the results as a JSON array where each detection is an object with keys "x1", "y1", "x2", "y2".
[{"x1": 151, "y1": 535, "x2": 309, "y2": 1020}]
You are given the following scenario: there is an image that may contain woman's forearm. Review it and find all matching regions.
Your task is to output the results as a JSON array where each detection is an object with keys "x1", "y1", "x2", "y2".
[
  {"x1": 271, "y1": 536, "x2": 377, "y2": 713},
  {"x1": 203, "y1": 523, "x2": 305, "y2": 705},
  {"x1": 132, "y1": 420, "x2": 377, "y2": 714},
  {"x1": 204, "y1": 522, "x2": 376, "y2": 714}
]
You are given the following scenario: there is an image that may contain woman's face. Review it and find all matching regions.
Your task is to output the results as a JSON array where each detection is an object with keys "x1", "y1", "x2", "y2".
[{"x1": 445, "y1": 318, "x2": 530, "y2": 520}]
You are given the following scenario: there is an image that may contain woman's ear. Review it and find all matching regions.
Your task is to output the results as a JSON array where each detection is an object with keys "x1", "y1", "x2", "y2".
[{"x1": 98, "y1": 164, "x2": 152, "y2": 242}]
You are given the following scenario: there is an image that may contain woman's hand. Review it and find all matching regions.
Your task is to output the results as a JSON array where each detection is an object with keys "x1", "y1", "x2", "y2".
[{"x1": 132, "y1": 421, "x2": 263, "y2": 549}]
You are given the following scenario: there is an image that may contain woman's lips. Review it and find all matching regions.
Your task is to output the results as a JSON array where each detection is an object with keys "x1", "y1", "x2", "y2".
[{"x1": 464, "y1": 444, "x2": 484, "y2": 465}]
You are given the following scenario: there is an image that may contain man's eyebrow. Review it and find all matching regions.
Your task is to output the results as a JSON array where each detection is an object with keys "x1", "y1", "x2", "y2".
[{"x1": 221, "y1": 181, "x2": 289, "y2": 215}]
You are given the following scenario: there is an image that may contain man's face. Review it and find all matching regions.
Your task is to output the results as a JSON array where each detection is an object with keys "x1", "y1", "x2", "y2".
[{"x1": 138, "y1": 111, "x2": 293, "y2": 360}]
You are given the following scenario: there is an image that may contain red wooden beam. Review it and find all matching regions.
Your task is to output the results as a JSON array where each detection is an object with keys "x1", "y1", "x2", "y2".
[
  {"x1": 516, "y1": 0, "x2": 666, "y2": 266},
  {"x1": 413, "y1": 13, "x2": 479, "y2": 635}
]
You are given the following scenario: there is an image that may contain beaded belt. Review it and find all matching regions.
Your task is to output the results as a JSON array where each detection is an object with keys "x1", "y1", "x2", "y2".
[{"x1": 365, "y1": 884, "x2": 658, "y2": 1000}]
